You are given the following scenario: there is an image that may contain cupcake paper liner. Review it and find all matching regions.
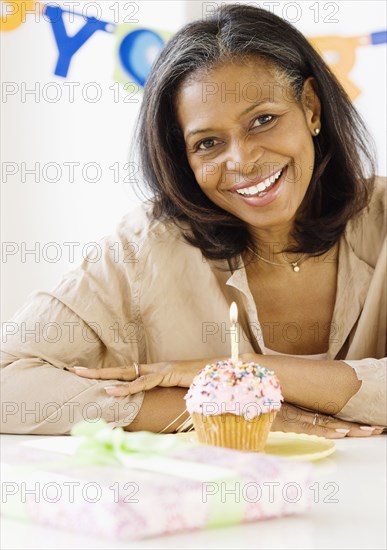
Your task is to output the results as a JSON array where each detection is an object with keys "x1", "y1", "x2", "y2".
[{"x1": 191, "y1": 412, "x2": 276, "y2": 452}]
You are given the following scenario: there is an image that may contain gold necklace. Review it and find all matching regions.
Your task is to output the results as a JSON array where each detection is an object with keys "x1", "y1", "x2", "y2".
[{"x1": 246, "y1": 246, "x2": 307, "y2": 273}]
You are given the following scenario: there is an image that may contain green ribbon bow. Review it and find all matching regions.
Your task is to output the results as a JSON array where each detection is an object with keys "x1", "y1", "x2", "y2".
[
  {"x1": 70, "y1": 420, "x2": 237, "y2": 482},
  {"x1": 70, "y1": 419, "x2": 192, "y2": 465}
]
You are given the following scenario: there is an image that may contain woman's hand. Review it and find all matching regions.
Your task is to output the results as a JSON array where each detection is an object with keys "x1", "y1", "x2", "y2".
[
  {"x1": 273, "y1": 402, "x2": 385, "y2": 438},
  {"x1": 68, "y1": 358, "x2": 210, "y2": 396}
]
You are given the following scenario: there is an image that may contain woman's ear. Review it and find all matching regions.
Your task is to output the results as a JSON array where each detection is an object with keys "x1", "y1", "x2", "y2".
[{"x1": 301, "y1": 77, "x2": 321, "y2": 132}]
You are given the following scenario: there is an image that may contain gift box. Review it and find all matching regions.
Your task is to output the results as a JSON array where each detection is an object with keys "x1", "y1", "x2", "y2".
[{"x1": 1, "y1": 421, "x2": 315, "y2": 541}]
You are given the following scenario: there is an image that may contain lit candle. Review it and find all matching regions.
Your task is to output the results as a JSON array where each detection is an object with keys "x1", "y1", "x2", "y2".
[{"x1": 230, "y1": 302, "x2": 239, "y2": 365}]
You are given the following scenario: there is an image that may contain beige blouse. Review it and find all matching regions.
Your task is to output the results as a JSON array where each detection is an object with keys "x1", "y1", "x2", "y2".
[{"x1": 1, "y1": 177, "x2": 386, "y2": 434}]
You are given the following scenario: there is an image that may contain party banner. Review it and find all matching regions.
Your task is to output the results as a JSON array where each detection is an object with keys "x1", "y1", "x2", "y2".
[
  {"x1": 1, "y1": 0, "x2": 386, "y2": 98},
  {"x1": 0, "y1": 0, "x2": 173, "y2": 89}
]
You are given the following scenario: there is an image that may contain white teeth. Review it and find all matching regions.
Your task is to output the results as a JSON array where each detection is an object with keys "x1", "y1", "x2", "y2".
[{"x1": 236, "y1": 168, "x2": 283, "y2": 196}]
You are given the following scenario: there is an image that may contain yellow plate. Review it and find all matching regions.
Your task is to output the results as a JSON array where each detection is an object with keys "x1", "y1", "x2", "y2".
[
  {"x1": 263, "y1": 431, "x2": 335, "y2": 461},
  {"x1": 175, "y1": 431, "x2": 335, "y2": 461}
]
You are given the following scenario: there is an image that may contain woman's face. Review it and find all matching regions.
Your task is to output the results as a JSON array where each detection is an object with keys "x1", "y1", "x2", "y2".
[{"x1": 176, "y1": 59, "x2": 321, "y2": 237}]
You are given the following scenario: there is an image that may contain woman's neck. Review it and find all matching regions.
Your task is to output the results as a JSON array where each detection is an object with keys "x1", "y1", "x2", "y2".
[{"x1": 249, "y1": 224, "x2": 298, "y2": 261}]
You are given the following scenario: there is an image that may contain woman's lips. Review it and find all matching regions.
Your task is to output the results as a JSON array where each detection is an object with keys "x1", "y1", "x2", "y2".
[{"x1": 230, "y1": 165, "x2": 288, "y2": 207}]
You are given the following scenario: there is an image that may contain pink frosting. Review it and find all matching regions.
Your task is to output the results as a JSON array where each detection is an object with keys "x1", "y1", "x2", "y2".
[{"x1": 184, "y1": 361, "x2": 283, "y2": 419}]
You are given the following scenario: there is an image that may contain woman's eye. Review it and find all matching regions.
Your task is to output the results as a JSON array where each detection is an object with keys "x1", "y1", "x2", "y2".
[
  {"x1": 252, "y1": 114, "x2": 275, "y2": 128},
  {"x1": 197, "y1": 138, "x2": 218, "y2": 151}
]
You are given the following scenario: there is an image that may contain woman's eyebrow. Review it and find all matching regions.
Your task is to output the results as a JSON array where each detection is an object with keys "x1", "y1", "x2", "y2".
[
  {"x1": 239, "y1": 98, "x2": 276, "y2": 117},
  {"x1": 185, "y1": 98, "x2": 276, "y2": 141}
]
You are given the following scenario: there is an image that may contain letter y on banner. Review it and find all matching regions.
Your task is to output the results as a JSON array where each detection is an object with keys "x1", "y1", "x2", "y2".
[{"x1": 43, "y1": 5, "x2": 112, "y2": 77}]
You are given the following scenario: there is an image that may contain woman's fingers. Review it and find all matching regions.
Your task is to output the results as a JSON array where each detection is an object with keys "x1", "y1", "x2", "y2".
[
  {"x1": 275, "y1": 418, "x2": 349, "y2": 439},
  {"x1": 104, "y1": 373, "x2": 165, "y2": 396},
  {"x1": 69, "y1": 360, "x2": 212, "y2": 388},
  {"x1": 69, "y1": 365, "x2": 141, "y2": 381},
  {"x1": 69, "y1": 361, "x2": 189, "y2": 389},
  {"x1": 314, "y1": 413, "x2": 372, "y2": 438},
  {"x1": 273, "y1": 408, "x2": 349, "y2": 439},
  {"x1": 273, "y1": 403, "x2": 385, "y2": 438},
  {"x1": 68, "y1": 363, "x2": 173, "y2": 395},
  {"x1": 68, "y1": 365, "x2": 160, "y2": 394},
  {"x1": 314, "y1": 412, "x2": 385, "y2": 437}
]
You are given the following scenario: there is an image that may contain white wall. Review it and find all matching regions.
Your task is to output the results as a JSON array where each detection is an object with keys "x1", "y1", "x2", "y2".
[{"x1": 1, "y1": 0, "x2": 386, "y2": 322}]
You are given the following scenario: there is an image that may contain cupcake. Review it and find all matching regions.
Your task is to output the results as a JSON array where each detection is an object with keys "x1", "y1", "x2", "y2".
[{"x1": 184, "y1": 361, "x2": 283, "y2": 451}]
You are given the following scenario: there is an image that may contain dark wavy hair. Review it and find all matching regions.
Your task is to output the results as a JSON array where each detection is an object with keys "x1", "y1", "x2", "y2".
[{"x1": 131, "y1": 4, "x2": 376, "y2": 264}]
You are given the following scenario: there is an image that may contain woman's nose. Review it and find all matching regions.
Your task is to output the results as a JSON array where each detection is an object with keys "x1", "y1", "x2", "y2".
[{"x1": 224, "y1": 138, "x2": 264, "y2": 178}]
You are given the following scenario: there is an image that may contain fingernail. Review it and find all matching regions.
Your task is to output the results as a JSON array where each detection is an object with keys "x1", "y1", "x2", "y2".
[
  {"x1": 335, "y1": 429, "x2": 350, "y2": 434},
  {"x1": 360, "y1": 426, "x2": 375, "y2": 431},
  {"x1": 104, "y1": 386, "x2": 117, "y2": 391},
  {"x1": 73, "y1": 367, "x2": 88, "y2": 371}
]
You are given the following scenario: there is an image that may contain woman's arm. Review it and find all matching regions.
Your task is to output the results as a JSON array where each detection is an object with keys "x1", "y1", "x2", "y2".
[
  {"x1": 123, "y1": 387, "x2": 190, "y2": 433},
  {"x1": 243, "y1": 354, "x2": 362, "y2": 415}
]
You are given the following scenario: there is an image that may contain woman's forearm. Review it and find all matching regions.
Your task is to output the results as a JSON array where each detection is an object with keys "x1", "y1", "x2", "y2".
[
  {"x1": 246, "y1": 354, "x2": 362, "y2": 415},
  {"x1": 124, "y1": 386, "x2": 190, "y2": 433}
]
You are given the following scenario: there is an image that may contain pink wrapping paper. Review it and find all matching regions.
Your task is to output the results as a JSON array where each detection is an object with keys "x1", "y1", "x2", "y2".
[{"x1": 1, "y1": 439, "x2": 314, "y2": 541}]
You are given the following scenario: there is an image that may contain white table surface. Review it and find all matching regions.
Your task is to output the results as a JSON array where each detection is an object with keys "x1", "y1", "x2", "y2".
[{"x1": 1, "y1": 433, "x2": 386, "y2": 550}]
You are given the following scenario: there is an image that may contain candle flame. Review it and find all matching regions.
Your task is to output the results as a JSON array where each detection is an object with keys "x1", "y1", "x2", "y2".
[{"x1": 230, "y1": 302, "x2": 238, "y2": 324}]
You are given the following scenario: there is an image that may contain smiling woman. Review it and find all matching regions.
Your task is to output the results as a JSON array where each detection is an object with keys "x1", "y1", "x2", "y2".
[
  {"x1": 137, "y1": 6, "x2": 376, "y2": 265},
  {"x1": 1, "y1": 4, "x2": 386, "y2": 437}
]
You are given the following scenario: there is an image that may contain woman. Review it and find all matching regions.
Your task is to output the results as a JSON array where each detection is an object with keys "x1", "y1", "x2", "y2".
[{"x1": 1, "y1": 5, "x2": 385, "y2": 437}]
